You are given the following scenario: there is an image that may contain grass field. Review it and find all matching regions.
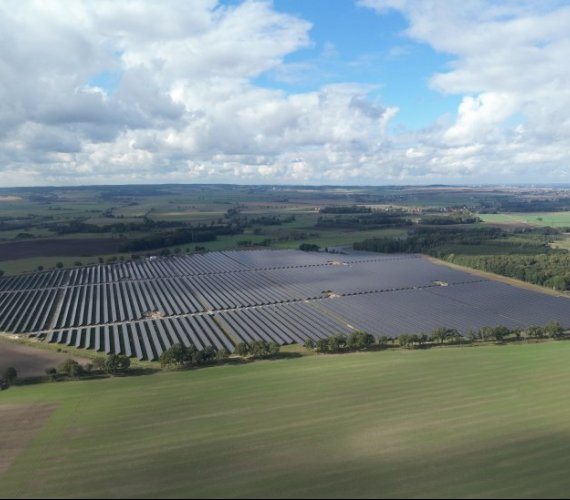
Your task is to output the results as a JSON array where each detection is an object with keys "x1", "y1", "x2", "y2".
[
  {"x1": 3, "y1": 343, "x2": 570, "y2": 498},
  {"x1": 480, "y1": 212, "x2": 570, "y2": 227}
]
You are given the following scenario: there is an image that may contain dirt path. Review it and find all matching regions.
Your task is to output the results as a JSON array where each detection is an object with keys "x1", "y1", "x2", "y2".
[{"x1": 0, "y1": 404, "x2": 57, "y2": 479}]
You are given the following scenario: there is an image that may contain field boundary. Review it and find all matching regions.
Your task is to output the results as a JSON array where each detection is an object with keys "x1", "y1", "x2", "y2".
[{"x1": 425, "y1": 255, "x2": 570, "y2": 299}]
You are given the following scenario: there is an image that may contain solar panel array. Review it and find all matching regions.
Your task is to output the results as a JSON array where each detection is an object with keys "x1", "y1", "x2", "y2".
[{"x1": 1, "y1": 249, "x2": 570, "y2": 360}]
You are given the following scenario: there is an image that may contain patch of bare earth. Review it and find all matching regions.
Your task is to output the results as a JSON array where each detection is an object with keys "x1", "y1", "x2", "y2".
[
  {"x1": 0, "y1": 338, "x2": 89, "y2": 378},
  {"x1": 0, "y1": 404, "x2": 57, "y2": 478}
]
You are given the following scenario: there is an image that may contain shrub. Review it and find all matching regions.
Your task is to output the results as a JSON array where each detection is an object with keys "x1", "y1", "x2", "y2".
[
  {"x1": 304, "y1": 339, "x2": 316, "y2": 350},
  {"x1": 2, "y1": 367, "x2": 18, "y2": 385},
  {"x1": 234, "y1": 342, "x2": 250, "y2": 357},
  {"x1": 315, "y1": 338, "x2": 329, "y2": 353},
  {"x1": 57, "y1": 359, "x2": 83, "y2": 378},
  {"x1": 545, "y1": 320, "x2": 564, "y2": 339},
  {"x1": 216, "y1": 348, "x2": 230, "y2": 363},
  {"x1": 160, "y1": 344, "x2": 190, "y2": 368},
  {"x1": 105, "y1": 354, "x2": 131, "y2": 375},
  {"x1": 347, "y1": 331, "x2": 375, "y2": 351}
]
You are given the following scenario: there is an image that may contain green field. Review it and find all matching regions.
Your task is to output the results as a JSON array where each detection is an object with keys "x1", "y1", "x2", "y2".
[
  {"x1": 480, "y1": 212, "x2": 570, "y2": 227},
  {"x1": 3, "y1": 343, "x2": 570, "y2": 498}
]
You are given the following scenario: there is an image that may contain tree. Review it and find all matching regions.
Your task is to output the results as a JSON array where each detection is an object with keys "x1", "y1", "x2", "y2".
[
  {"x1": 526, "y1": 325, "x2": 545, "y2": 339},
  {"x1": 493, "y1": 325, "x2": 510, "y2": 343},
  {"x1": 45, "y1": 367, "x2": 57, "y2": 381},
  {"x1": 216, "y1": 348, "x2": 230, "y2": 363},
  {"x1": 347, "y1": 331, "x2": 375, "y2": 351},
  {"x1": 2, "y1": 367, "x2": 17, "y2": 385},
  {"x1": 235, "y1": 342, "x2": 250, "y2": 357},
  {"x1": 545, "y1": 320, "x2": 564, "y2": 339},
  {"x1": 105, "y1": 354, "x2": 131, "y2": 375},
  {"x1": 327, "y1": 334, "x2": 347, "y2": 353},
  {"x1": 398, "y1": 334, "x2": 411, "y2": 348},
  {"x1": 57, "y1": 359, "x2": 83, "y2": 378},
  {"x1": 315, "y1": 338, "x2": 329, "y2": 353},
  {"x1": 55, "y1": 262, "x2": 64, "y2": 269},
  {"x1": 160, "y1": 344, "x2": 190, "y2": 368},
  {"x1": 202, "y1": 345, "x2": 217, "y2": 363},
  {"x1": 431, "y1": 327, "x2": 450, "y2": 345},
  {"x1": 304, "y1": 339, "x2": 316, "y2": 350},
  {"x1": 267, "y1": 342, "x2": 280, "y2": 357}
]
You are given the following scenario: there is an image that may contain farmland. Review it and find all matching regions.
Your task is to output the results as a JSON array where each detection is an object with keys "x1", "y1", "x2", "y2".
[
  {"x1": 2, "y1": 249, "x2": 570, "y2": 361},
  {"x1": 3, "y1": 342, "x2": 570, "y2": 498},
  {"x1": 479, "y1": 212, "x2": 570, "y2": 228},
  {"x1": 1, "y1": 184, "x2": 570, "y2": 276}
]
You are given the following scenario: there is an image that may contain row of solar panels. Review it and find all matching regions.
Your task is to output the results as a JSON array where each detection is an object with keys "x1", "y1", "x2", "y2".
[
  {"x1": 2, "y1": 257, "x2": 442, "y2": 333},
  {"x1": 44, "y1": 302, "x2": 351, "y2": 360},
  {"x1": 36, "y1": 280, "x2": 570, "y2": 361},
  {"x1": 0, "y1": 250, "x2": 418, "y2": 293}
]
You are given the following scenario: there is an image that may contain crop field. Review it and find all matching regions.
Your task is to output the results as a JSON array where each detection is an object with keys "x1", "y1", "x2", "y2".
[
  {"x1": 480, "y1": 212, "x2": 570, "y2": 227},
  {"x1": 3, "y1": 342, "x2": 570, "y2": 498},
  {"x1": 2, "y1": 250, "x2": 570, "y2": 361}
]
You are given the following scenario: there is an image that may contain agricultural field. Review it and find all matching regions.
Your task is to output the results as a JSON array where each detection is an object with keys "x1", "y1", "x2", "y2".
[
  {"x1": 2, "y1": 184, "x2": 570, "y2": 276},
  {"x1": 479, "y1": 212, "x2": 570, "y2": 228},
  {"x1": 0, "y1": 337, "x2": 88, "y2": 378},
  {"x1": 2, "y1": 250, "x2": 570, "y2": 361},
  {"x1": 3, "y1": 342, "x2": 570, "y2": 498}
]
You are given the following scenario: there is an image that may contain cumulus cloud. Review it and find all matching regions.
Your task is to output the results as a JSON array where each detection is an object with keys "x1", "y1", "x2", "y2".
[
  {"x1": 360, "y1": 0, "x2": 570, "y2": 182},
  {"x1": 0, "y1": 0, "x2": 401, "y2": 186},
  {"x1": 2, "y1": 0, "x2": 570, "y2": 186}
]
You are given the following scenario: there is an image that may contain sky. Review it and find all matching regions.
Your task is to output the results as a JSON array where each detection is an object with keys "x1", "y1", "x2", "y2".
[{"x1": 1, "y1": 0, "x2": 570, "y2": 187}]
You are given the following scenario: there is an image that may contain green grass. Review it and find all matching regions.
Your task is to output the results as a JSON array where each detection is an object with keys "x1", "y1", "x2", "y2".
[
  {"x1": 480, "y1": 212, "x2": 570, "y2": 228},
  {"x1": 3, "y1": 343, "x2": 570, "y2": 498}
]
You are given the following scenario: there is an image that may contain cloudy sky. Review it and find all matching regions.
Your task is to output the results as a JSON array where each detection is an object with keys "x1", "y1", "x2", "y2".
[{"x1": 1, "y1": 0, "x2": 569, "y2": 187}]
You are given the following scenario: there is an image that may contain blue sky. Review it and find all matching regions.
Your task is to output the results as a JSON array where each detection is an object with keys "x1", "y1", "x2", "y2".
[
  {"x1": 253, "y1": 0, "x2": 461, "y2": 131},
  {"x1": 1, "y1": 0, "x2": 570, "y2": 186}
]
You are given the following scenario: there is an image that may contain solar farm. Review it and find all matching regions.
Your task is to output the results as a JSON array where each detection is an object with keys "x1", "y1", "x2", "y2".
[{"x1": 1, "y1": 249, "x2": 570, "y2": 360}]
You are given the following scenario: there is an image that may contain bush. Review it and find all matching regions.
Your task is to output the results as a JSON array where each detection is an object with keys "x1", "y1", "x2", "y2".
[
  {"x1": 45, "y1": 367, "x2": 58, "y2": 381},
  {"x1": 315, "y1": 338, "x2": 329, "y2": 353},
  {"x1": 347, "y1": 331, "x2": 375, "y2": 351},
  {"x1": 545, "y1": 320, "x2": 564, "y2": 339},
  {"x1": 105, "y1": 354, "x2": 131, "y2": 375},
  {"x1": 304, "y1": 339, "x2": 316, "y2": 350},
  {"x1": 2, "y1": 367, "x2": 17, "y2": 385},
  {"x1": 57, "y1": 359, "x2": 83, "y2": 378},
  {"x1": 234, "y1": 342, "x2": 250, "y2": 357},
  {"x1": 160, "y1": 344, "x2": 190, "y2": 368},
  {"x1": 249, "y1": 340, "x2": 280, "y2": 359},
  {"x1": 216, "y1": 348, "x2": 230, "y2": 363},
  {"x1": 327, "y1": 334, "x2": 347, "y2": 353}
]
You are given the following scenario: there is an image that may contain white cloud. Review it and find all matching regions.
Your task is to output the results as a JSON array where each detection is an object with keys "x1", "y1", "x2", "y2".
[
  {"x1": 2, "y1": 0, "x2": 570, "y2": 186},
  {"x1": 0, "y1": 0, "x2": 406, "y2": 186},
  {"x1": 359, "y1": 0, "x2": 570, "y2": 182}
]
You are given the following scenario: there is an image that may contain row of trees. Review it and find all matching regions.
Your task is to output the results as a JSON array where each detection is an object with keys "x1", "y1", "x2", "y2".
[
  {"x1": 304, "y1": 331, "x2": 376, "y2": 353},
  {"x1": 303, "y1": 322, "x2": 567, "y2": 354},
  {"x1": 234, "y1": 340, "x2": 280, "y2": 359},
  {"x1": 46, "y1": 354, "x2": 131, "y2": 381},
  {"x1": 160, "y1": 344, "x2": 230, "y2": 368},
  {"x1": 160, "y1": 341, "x2": 281, "y2": 369},
  {"x1": 449, "y1": 254, "x2": 570, "y2": 291}
]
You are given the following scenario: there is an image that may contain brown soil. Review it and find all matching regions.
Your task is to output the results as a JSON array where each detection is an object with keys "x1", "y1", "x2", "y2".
[
  {"x1": 0, "y1": 338, "x2": 88, "y2": 378},
  {"x1": 0, "y1": 404, "x2": 57, "y2": 479}
]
